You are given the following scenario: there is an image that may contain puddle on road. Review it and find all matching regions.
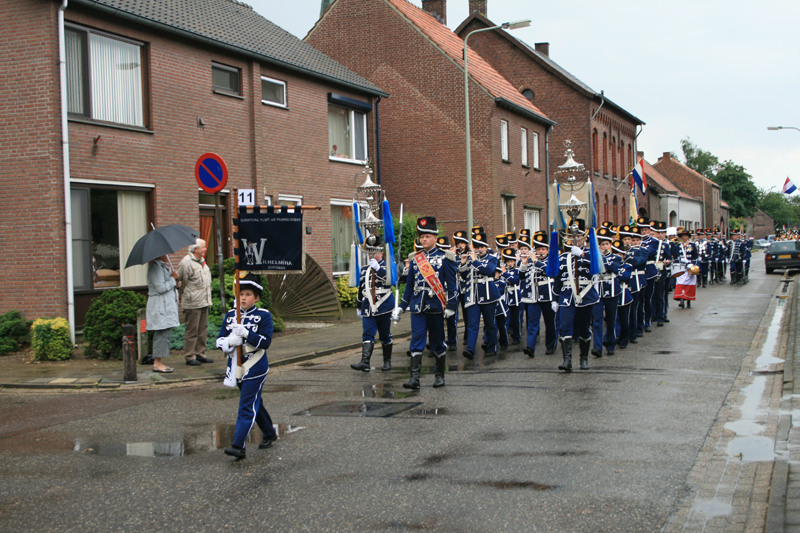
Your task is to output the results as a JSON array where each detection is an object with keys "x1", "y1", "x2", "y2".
[
  {"x1": 341, "y1": 384, "x2": 419, "y2": 400},
  {"x1": 754, "y1": 300, "x2": 786, "y2": 370},
  {"x1": 73, "y1": 423, "x2": 307, "y2": 457},
  {"x1": 691, "y1": 499, "x2": 733, "y2": 518},
  {"x1": 294, "y1": 401, "x2": 422, "y2": 418},
  {"x1": 724, "y1": 376, "x2": 775, "y2": 462}
]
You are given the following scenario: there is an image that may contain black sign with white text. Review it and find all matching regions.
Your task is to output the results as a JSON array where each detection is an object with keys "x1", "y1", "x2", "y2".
[{"x1": 235, "y1": 209, "x2": 304, "y2": 273}]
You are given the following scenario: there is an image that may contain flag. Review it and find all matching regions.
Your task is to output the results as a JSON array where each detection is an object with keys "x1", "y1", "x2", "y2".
[
  {"x1": 632, "y1": 159, "x2": 647, "y2": 194},
  {"x1": 381, "y1": 199, "x2": 398, "y2": 286},
  {"x1": 783, "y1": 177, "x2": 797, "y2": 195},
  {"x1": 629, "y1": 184, "x2": 637, "y2": 224}
]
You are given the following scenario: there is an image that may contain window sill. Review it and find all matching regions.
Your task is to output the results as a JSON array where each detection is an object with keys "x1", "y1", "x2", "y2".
[
  {"x1": 533, "y1": 167, "x2": 542, "y2": 172},
  {"x1": 262, "y1": 100, "x2": 289, "y2": 110},
  {"x1": 522, "y1": 164, "x2": 530, "y2": 169},
  {"x1": 502, "y1": 159, "x2": 511, "y2": 165},
  {"x1": 68, "y1": 116, "x2": 154, "y2": 134},
  {"x1": 330, "y1": 156, "x2": 367, "y2": 165},
  {"x1": 213, "y1": 88, "x2": 244, "y2": 100},
  {"x1": 603, "y1": 174, "x2": 611, "y2": 179},
  {"x1": 593, "y1": 171, "x2": 601, "y2": 178}
]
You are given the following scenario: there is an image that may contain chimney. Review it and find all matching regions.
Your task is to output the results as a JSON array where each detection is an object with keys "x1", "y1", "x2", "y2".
[
  {"x1": 468, "y1": 0, "x2": 486, "y2": 16},
  {"x1": 637, "y1": 150, "x2": 644, "y2": 163},
  {"x1": 662, "y1": 151, "x2": 671, "y2": 161},
  {"x1": 421, "y1": 0, "x2": 446, "y2": 25},
  {"x1": 534, "y1": 42, "x2": 549, "y2": 56}
]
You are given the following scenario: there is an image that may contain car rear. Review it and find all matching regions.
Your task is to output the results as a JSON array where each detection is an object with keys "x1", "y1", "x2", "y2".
[{"x1": 765, "y1": 241, "x2": 800, "y2": 273}]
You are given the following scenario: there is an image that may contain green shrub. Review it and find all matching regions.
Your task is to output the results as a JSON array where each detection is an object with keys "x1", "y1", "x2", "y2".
[
  {"x1": 0, "y1": 310, "x2": 32, "y2": 355},
  {"x1": 32, "y1": 318, "x2": 72, "y2": 361},
  {"x1": 83, "y1": 289, "x2": 146, "y2": 359},
  {"x1": 336, "y1": 275, "x2": 359, "y2": 307}
]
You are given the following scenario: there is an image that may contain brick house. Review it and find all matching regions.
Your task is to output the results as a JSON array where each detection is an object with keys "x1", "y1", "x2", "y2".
[
  {"x1": 306, "y1": 0, "x2": 555, "y2": 238},
  {"x1": 746, "y1": 208, "x2": 775, "y2": 240},
  {"x1": 641, "y1": 158, "x2": 703, "y2": 230},
  {"x1": 453, "y1": 4, "x2": 645, "y2": 227},
  {"x1": 1, "y1": 0, "x2": 387, "y2": 335},
  {"x1": 652, "y1": 152, "x2": 728, "y2": 233}
]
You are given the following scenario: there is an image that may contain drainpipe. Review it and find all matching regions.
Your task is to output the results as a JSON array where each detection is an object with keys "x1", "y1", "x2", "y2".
[
  {"x1": 374, "y1": 96, "x2": 382, "y2": 184},
  {"x1": 58, "y1": 0, "x2": 75, "y2": 344},
  {"x1": 545, "y1": 124, "x2": 553, "y2": 231},
  {"x1": 590, "y1": 90, "x2": 605, "y2": 120}
]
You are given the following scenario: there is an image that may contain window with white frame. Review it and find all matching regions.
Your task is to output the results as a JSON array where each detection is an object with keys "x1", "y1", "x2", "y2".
[
  {"x1": 533, "y1": 132, "x2": 540, "y2": 169},
  {"x1": 212, "y1": 62, "x2": 240, "y2": 96},
  {"x1": 328, "y1": 105, "x2": 367, "y2": 162},
  {"x1": 521, "y1": 128, "x2": 528, "y2": 166},
  {"x1": 501, "y1": 120, "x2": 509, "y2": 161},
  {"x1": 261, "y1": 76, "x2": 286, "y2": 107},
  {"x1": 524, "y1": 209, "x2": 540, "y2": 233},
  {"x1": 65, "y1": 24, "x2": 144, "y2": 127},
  {"x1": 502, "y1": 196, "x2": 514, "y2": 233},
  {"x1": 278, "y1": 194, "x2": 302, "y2": 210},
  {"x1": 331, "y1": 201, "x2": 356, "y2": 274}
]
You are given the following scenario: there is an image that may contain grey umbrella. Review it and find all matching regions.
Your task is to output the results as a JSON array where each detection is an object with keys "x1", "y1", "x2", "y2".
[{"x1": 124, "y1": 224, "x2": 199, "y2": 268}]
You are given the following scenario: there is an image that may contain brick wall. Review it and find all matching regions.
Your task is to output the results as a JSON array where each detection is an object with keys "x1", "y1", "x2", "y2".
[
  {"x1": 307, "y1": 0, "x2": 550, "y2": 238},
  {"x1": 1, "y1": 0, "x2": 377, "y2": 322}
]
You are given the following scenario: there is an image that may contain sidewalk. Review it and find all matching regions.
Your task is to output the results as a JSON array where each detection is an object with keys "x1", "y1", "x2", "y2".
[{"x1": 0, "y1": 316, "x2": 413, "y2": 390}]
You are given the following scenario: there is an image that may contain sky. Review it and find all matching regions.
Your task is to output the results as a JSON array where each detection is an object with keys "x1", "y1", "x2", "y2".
[{"x1": 250, "y1": 0, "x2": 800, "y2": 193}]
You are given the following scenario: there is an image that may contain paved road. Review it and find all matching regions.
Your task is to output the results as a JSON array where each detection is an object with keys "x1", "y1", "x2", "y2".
[{"x1": 0, "y1": 254, "x2": 781, "y2": 532}]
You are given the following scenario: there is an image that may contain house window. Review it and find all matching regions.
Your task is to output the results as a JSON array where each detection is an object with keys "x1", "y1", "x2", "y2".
[
  {"x1": 331, "y1": 201, "x2": 355, "y2": 275},
  {"x1": 521, "y1": 128, "x2": 528, "y2": 167},
  {"x1": 592, "y1": 130, "x2": 599, "y2": 173},
  {"x1": 278, "y1": 194, "x2": 303, "y2": 209},
  {"x1": 65, "y1": 25, "x2": 144, "y2": 127},
  {"x1": 212, "y1": 62, "x2": 240, "y2": 96},
  {"x1": 501, "y1": 120, "x2": 509, "y2": 161},
  {"x1": 524, "y1": 209, "x2": 540, "y2": 232},
  {"x1": 602, "y1": 133, "x2": 608, "y2": 176},
  {"x1": 619, "y1": 141, "x2": 625, "y2": 177},
  {"x1": 611, "y1": 138, "x2": 617, "y2": 178},
  {"x1": 328, "y1": 105, "x2": 367, "y2": 162},
  {"x1": 532, "y1": 132, "x2": 540, "y2": 169},
  {"x1": 71, "y1": 187, "x2": 149, "y2": 291},
  {"x1": 261, "y1": 76, "x2": 286, "y2": 107},
  {"x1": 604, "y1": 194, "x2": 609, "y2": 223},
  {"x1": 502, "y1": 196, "x2": 514, "y2": 232},
  {"x1": 613, "y1": 196, "x2": 619, "y2": 225}
]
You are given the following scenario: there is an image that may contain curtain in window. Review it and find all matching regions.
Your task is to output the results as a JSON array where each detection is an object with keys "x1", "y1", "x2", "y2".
[
  {"x1": 354, "y1": 112, "x2": 366, "y2": 161},
  {"x1": 117, "y1": 191, "x2": 148, "y2": 286},
  {"x1": 65, "y1": 29, "x2": 86, "y2": 115},
  {"x1": 90, "y1": 33, "x2": 143, "y2": 127},
  {"x1": 521, "y1": 128, "x2": 528, "y2": 166},
  {"x1": 328, "y1": 106, "x2": 351, "y2": 159},
  {"x1": 331, "y1": 205, "x2": 353, "y2": 273},
  {"x1": 71, "y1": 189, "x2": 93, "y2": 290}
]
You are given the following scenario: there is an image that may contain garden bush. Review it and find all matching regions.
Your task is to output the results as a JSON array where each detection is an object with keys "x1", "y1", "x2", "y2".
[
  {"x1": 0, "y1": 310, "x2": 32, "y2": 356},
  {"x1": 336, "y1": 275, "x2": 359, "y2": 307},
  {"x1": 83, "y1": 289, "x2": 146, "y2": 359},
  {"x1": 32, "y1": 317, "x2": 72, "y2": 361}
]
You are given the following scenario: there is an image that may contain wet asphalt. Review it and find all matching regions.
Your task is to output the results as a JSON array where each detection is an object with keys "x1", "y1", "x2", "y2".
[{"x1": 0, "y1": 254, "x2": 780, "y2": 532}]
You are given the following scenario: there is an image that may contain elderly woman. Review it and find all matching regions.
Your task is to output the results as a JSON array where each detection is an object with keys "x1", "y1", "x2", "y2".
[{"x1": 147, "y1": 255, "x2": 181, "y2": 372}]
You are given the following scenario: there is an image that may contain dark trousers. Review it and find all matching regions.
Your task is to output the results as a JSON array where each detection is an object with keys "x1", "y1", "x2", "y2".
[
  {"x1": 591, "y1": 301, "x2": 603, "y2": 351},
  {"x1": 617, "y1": 304, "x2": 630, "y2": 347},
  {"x1": 506, "y1": 305, "x2": 520, "y2": 344},
  {"x1": 362, "y1": 313, "x2": 393, "y2": 344},
  {"x1": 524, "y1": 302, "x2": 557, "y2": 353},
  {"x1": 466, "y1": 303, "x2": 498, "y2": 354},
  {"x1": 496, "y1": 313, "x2": 509, "y2": 349},
  {"x1": 234, "y1": 375, "x2": 276, "y2": 449},
  {"x1": 410, "y1": 312, "x2": 445, "y2": 355},
  {"x1": 629, "y1": 290, "x2": 641, "y2": 343},
  {"x1": 653, "y1": 278, "x2": 666, "y2": 322},
  {"x1": 558, "y1": 304, "x2": 593, "y2": 341},
  {"x1": 594, "y1": 297, "x2": 618, "y2": 350},
  {"x1": 446, "y1": 305, "x2": 458, "y2": 347},
  {"x1": 643, "y1": 279, "x2": 655, "y2": 328}
]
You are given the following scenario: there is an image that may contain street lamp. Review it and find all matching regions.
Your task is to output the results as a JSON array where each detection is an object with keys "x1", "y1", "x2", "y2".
[
  {"x1": 768, "y1": 126, "x2": 800, "y2": 132},
  {"x1": 463, "y1": 19, "x2": 531, "y2": 234}
]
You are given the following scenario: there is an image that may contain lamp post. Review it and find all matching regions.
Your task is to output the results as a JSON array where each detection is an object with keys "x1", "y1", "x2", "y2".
[
  {"x1": 768, "y1": 126, "x2": 800, "y2": 132},
  {"x1": 463, "y1": 19, "x2": 530, "y2": 234}
]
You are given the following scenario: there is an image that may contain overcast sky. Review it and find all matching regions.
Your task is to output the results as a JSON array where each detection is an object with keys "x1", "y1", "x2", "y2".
[{"x1": 251, "y1": 0, "x2": 800, "y2": 192}]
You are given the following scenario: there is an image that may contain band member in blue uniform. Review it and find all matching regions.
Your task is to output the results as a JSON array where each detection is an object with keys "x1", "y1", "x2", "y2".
[
  {"x1": 493, "y1": 263, "x2": 509, "y2": 350},
  {"x1": 696, "y1": 229, "x2": 710, "y2": 288},
  {"x1": 743, "y1": 236, "x2": 753, "y2": 283},
  {"x1": 620, "y1": 225, "x2": 647, "y2": 345},
  {"x1": 459, "y1": 231, "x2": 500, "y2": 360},
  {"x1": 592, "y1": 226, "x2": 621, "y2": 357},
  {"x1": 638, "y1": 217, "x2": 659, "y2": 333},
  {"x1": 650, "y1": 222, "x2": 672, "y2": 327},
  {"x1": 518, "y1": 232, "x2": 557, "y2": 357},
  {"x1": 351, "y1": 245, "x2": 395, "y2": 373},
  {"x1": 728, "y1": 230, "x2": 745, "y2": 285},
  {"x1": 453, "y1": 230, "x2": 471, "y2": 345},
  {"x1": 393, "y1": 217, "x2": 458, "y2": 389},
  {"x1": 437, "y1": 236, "x2": 460, "y2": 351},
  {"x1": 216, "y1": 274, "x2": 278, "y2": 459},
  {"x1": 552, "y1": 219, "x2": 600, "y2": 372},
  {"x1": 611, "y1": 239, "x2": 634, "y2": 350},
  {"x1": 500, "y1": 247, "x2": 521, "y2": 346}
]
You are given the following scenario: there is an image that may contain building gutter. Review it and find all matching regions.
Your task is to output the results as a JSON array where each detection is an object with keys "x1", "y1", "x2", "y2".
[
  {"x1": 58, "y1": 0, "x2": 76, "y2": 344},
  {"x1": 494, "y1": 97, "x2": 556, "y2": 127},
  {"x1": 545, "y1": 124, "x2": 553, "y2": 231},
  {"x1": 375, "y1": 96, "x2": 382, "y2": 184},
  {"x1": 69, "y1": 0, "x2": 389, "y2": 98},
  {"x1": 591, "y1": 90, "x2": 605, "y2": 120}
]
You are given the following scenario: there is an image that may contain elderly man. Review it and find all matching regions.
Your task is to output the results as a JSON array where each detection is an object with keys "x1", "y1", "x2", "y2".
[{"x1": 177, "y1": 238, "x2": 214, "y2": 366}]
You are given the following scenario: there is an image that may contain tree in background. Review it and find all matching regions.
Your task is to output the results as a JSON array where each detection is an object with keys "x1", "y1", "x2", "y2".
[
  {"x1": 680, "y1": 137, "x2": 720, "y2": 179},
  {"x1": 758, "y1": 189, "x2": 800, "y2": 230},
  {"x1": 713, "y1": 161, "x2": 758, "y2": 218}
]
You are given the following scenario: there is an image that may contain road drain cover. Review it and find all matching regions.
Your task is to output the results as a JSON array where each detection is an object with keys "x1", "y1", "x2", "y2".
[{"x1": 295, "y1": 401, "x2": 422, "y2": 417}]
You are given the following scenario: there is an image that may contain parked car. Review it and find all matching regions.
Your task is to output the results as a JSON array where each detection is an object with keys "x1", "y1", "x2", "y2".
[
  {"x1": 765, "y1": 241, "x2": 800, "y2": 274},
  {"x1": 768, "y1": 234, "x2": 776, "y2": 242},
  {"x1": 754, "y1": 239, "x2": 770, "y2": 250}
]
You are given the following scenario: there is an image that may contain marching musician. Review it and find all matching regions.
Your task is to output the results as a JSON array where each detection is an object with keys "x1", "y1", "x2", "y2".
[
  {"x1": 453, "y1": 230, "x2": 471, "y2": 347},
  {"x1": 650, "y1": 222, "x2": 672, "y2": 327},
  {"x1": 460, "y1": 231, "x2": 501, "y2": 360},
  {"x1": 351, "y1": 245, "x2": 395, "y2": 373},
  {"x1": 611, "y1": 239, "x2": 635, "y2": 350},
  {"x1": 729, "y1": 230, "x2": 744, "y2": 285},
  {"x1": 518, "y1": 232, "x2": 557, "y2": 358},
  {"x1": 593, "y1": 226, "x2": 622, "y2": 356},
  {"x1": 674, "y1": 229, "x2": 698, "y2": 308},
  {"x1": 500, "y1": 247, "x2": 521, "y2": 346}
]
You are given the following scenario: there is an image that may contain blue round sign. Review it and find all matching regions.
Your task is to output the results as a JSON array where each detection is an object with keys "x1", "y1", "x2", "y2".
[{"x1": 195, "y1": 153, "x2": 228, "y2": 193}]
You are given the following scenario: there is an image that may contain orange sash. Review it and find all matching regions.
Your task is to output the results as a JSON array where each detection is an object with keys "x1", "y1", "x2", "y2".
[{"x1": 414, "y1": 251, "x2": 447, "y2": 307}]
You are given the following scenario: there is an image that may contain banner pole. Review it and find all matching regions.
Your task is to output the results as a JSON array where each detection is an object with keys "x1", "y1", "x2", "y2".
[
  {"x1": 233, "y1": 188, "x2": 242, "y2": 366},
  {"x1": 215, "y1": 191, "x2": 226, "y2": 310}
]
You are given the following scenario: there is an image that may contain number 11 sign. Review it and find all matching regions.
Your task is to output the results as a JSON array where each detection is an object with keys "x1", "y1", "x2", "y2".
[{"x1": 238, "y1": 189, "x2": 255, "y2": 206}]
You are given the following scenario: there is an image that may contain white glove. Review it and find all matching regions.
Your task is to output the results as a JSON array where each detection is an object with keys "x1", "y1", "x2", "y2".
[
  {"x1": 369, "y1": 259, "x2": 381, "y2": 271},
  {"x1": 571, "y1": 246, "x2": 583, "y2": 257},
  {"x1": 216, "y1": 337, "x2": 232, "y2": 353},
  {"x1": 391, "y1": 308, "x2": 404, "y2": 322},
  {"x1": 356, "y1": 309, "x2": 362, "y2": 318},
  {"x1": 444, "y1": 309, "x2": 455, "y2": 319},
  {"x1": 232, "y1": 323, "x2": 248, "y2": 338},
  {"x1": 551, "y1": 301, "x2": 559, "y2": 313},
  {"x1": 228, "y1": 334, "x2": 244, "y2": 347}
]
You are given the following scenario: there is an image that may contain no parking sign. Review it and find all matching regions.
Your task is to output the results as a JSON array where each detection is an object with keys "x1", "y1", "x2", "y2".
[{"x1": 195, "y1": 153, "x2": 228, "y2": 193}]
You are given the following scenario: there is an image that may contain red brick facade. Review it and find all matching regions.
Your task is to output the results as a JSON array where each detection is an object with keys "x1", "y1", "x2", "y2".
[
  {"x1": 306, "y1": 0, "x2": 553, "y2": 238},
  {"x1": 2, "y1": 0, "x2": 380, "y2": 327},
  {"x1": 456, "y1": 14, "x2": 647, "y2": 227}
]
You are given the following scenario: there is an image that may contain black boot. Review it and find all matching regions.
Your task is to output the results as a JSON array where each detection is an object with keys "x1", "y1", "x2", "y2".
[
  {"x1": 702, "y1": 274, "x2": 707, "y2": 288},
  {"x1": 687, "y1": 300, "x2": 691, "y2": 308},
  {"x1": 381, "y1": 343, "x2": 392, "y2": 371},
  {"x1": 432, "y1": 354, "x2": 446, "y2": 388},
  {"x1": 403, "y1": 353, "x2": 422, "y2": 389},
  {"x1": 351, "y1": 342, "x2": 373, "y2": 372},
  {"x1": 679, "y1": 300, "x2": 685, "y2": 309},
  {"x1": 579, "y1": 339, "x2": 590, "y2": 370},
  {"x1": 558, "y1": 338, "x2": 573, "y2": 372}
]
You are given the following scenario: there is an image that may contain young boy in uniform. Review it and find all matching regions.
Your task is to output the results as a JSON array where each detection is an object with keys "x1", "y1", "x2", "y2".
[{"x1": 216, "y1": 273, "x2": 278, "y2": 459}]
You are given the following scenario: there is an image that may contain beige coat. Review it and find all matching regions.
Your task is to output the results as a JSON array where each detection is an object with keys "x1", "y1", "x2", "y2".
[{"x1": 177, "y1": 253, "x2": 212, "y2": 309}]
